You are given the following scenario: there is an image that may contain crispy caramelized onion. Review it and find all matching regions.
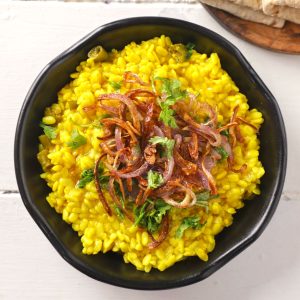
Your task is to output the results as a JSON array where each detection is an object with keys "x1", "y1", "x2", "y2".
[
  {"x1": 98, "y1": 93, "x2": 141, "y2": 133},
  {"x1": 148, "y1": 215, "x2": 169, "y2": 249},
  {"x1": 101, "y1": 118, "x2": 138, "y2": 144},
  {"x1": 163, "y1": 183, "x2": 197, "y2": 208},
  {"x1": 163, "y1": 156, "x2": 175, "y2": 183},
  {"x1": 201, "y1": 144, "x2": 217, "y2": 195},
  {"x1": 124, "y1": 71, "x2": 150, "y2": 86},
  {"x1": 94, "y1": 155, "x2": 112, "y2": 216},
  {"x1": 183, "y1": 113, "x2": 222, "y2": 147},
  {"x1": 113, "y1": 162, "x2": 149, "y2": 179},
  {"x1": 174, "y1": 134, "x2": 197, "y2": 176},
  {"x1": 82, "y1": 72, "x2": 258, "y2": 249}
]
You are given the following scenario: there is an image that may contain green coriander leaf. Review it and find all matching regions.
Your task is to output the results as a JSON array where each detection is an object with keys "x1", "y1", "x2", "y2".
[
  {"x1": 220, "y1": 129, "x2": 229, "y2": 137},
  {"x1": 147, "y1": 170, "x2": 164, "y2": 189},
  {"x1": 159, "y1": 105, "x2": 178, "y2": 128},
  {"x1": 76, "y1": 163, "x2": 109, "y2": 189},
  {"x1": 214, "y1": 146, "x2": 229, "y2": 160},
  {"x1": 114, "y1": 205, "x2": 124, "y2": 219},
  {"x1": 90, "y1": 113, "x2": 113, "y2": 129},
  {"x1": 196, "y1": 190, "x2": 211, "y2": 202},
  {"x1": 134, "y1": 201, "x2": 149, "y2": 226},
  {"x1": 155, "y1": 77, "x2": 187, "y2": 128},
  {"x1": 134, "y1": 199, "x2": 171, "y2": 234},
  {"x1": 40, "y1": 123, "x2": 57, "y2": 140},
  {"x1": 77, "y1": 169, "x2": 94, "y2": 188},
  {"x1": 195, "y1": 191, "x2": 219, "y2": 212},
  {"x1": 185, "y1": 43, "x2": 195, "y2": 59},
  {"x1": 113, "y1": 180, "x2": 125, "y2": 207},
  {"x1": 156, "y1": 77, "x2": 187, "y2": 104},
  {"x1": 97, "y1": 162, "x2": 109, "y2": 187},
  {"x1": 194, "y1": 115, "x2": 202, "y2": 123},
  {"x1": 152, "y1": 199, "x2": 171, "y2": 224},
  {"x1": 70, "y1": 113, "x2": 112, "y2": 129},
  {"x1": 149, "y1": 136, "x2": 175, "y2": 159},
  {"x1": 67, "y1": 129, "x2": 87, "y2": 149},
  {"x1": 109, "y1": 81, "x2": 122, "y2": 91},
  {"x1": 196, "y1": 191, "x2": 219, "y2": 203},
  {"x1": 217, "y1": 122, "x2": 229, "y2": 137},
  {"x1": 176, "y1": 216, "x2": 203, "y2": 238}
]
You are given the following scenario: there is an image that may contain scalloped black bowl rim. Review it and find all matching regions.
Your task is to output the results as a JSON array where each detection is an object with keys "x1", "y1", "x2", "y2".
[{"x1": 14, "y1": 17, "x2": 287, "y2": 290}]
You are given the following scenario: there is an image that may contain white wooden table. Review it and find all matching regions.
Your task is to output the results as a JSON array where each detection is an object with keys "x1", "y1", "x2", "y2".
[{"x1": 1, "y1": 1, "x2": 300, "y2": 299}]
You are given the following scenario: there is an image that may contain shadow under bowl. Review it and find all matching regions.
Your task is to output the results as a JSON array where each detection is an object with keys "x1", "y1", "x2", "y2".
[{"x1": 14, "y1": 17, "x2": 287, "y2": 290}]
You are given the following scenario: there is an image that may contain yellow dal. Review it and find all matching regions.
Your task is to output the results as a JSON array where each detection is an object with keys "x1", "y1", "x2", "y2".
[{"x1": 37, "y1": 35, "x2": 264, "y2": 272}]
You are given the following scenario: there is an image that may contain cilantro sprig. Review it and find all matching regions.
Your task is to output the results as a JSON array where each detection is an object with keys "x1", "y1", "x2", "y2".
[
  {"x1": 71, "y1": 113, "x2": 111, "y2": 129},
  {"x1": 149, "y1": 136, "x2": 175, "y2": 159},
  {"x1": 176, "y1": 216, "x2": 205, "y2": 238},
  {"x1": 67, "y1": 129, "x2": 87, "y2": 149},
  {"x1": 114, "y1": 204, "x2": 124, "y2": 219},
  {"x1": 134, "y1": 199, "x2": 171, "y2": 233},
  {"x1": 220, "y1": 129, "x2": 229, "y2": 137},
  {"x1": 77, "y1": 169, "x2": 94, "y2": 188},
  {"x1": 195, "y1": 190, "x2": 219, "y2": 212},
  {"x1": 40, "y1": 123, "x2": 57, "y2": 140},
  {"x1": 147, "y1": 170, "x2": 164, "y2": 189},
  {"x1": 76, "y1": 162, "x2": 109, "y2": 189},
  {"x1": 155, "y1": 77, "x2": 187, "y2": 128},
  {"x1": 214, "y1": 146, "x2": 229, "y2": 161},
  {"x1": 109, "y1": 81, "x2": 122, "y2": 91},
  {"x1": 185, "y1": 43, "x2": 195, "y2": 60}
]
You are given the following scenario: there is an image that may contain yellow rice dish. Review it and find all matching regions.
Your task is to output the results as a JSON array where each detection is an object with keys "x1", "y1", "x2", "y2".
[{"x1": 37, "y1": 35, "x2": 264, "y2": 272}]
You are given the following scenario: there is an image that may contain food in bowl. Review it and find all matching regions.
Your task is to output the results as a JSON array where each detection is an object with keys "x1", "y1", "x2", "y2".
[{"x1": 37, "y1": 35, "x2": 264, "y2": 272}]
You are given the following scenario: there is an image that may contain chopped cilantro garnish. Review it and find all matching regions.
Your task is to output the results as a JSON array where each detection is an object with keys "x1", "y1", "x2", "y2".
[
  {"x1": 134, "y1": 201, "x2": 148, "y2": 227},
  {"x1": 159, "y1": 106, "x2": 178, "y2": 128},
  {"x1": 76, "y1": 163, "x2": 109, "y2": 189},
  {"x1": 134, "y1": 199, "x2": 171, "y2": 233},
  {"x1": 149, "y1": 136, "x2": 175, "y2": 159},
  {"x1": 67, "y1": 129, "x2": 87, "y2": 149},
  {"x1": 147, "y1": 170, "x2": 164, "y2": 189},
  {"x1": 109, "y1": 81, "x2": 122, "y2": 91},
  {"x1": 113, "y1": 180, "x2": 125, "y2": 206},
  {"x1": 71, "y1": 113, "x2": 111, "y2": 129},
  {"x1": 155, "y1": 77, "x2": 187, "y2": 128},
  {"x1": 156, "y1": 77, "x2": 187, "y2": 105},
  {"x1": 220, "y1": 129, "x2": 229, "y2": 137},
  {"x1": 214, "y1": 146, "x2": 229, "y2": 160},
  {"x1": 77, "y1": 169, "x2": 94, "y2": 188},
  {"x1": 40, "y1": 123, "x2": 57, "y2": 140},
  {"x1": 195, "y1": 190, "x2": 219, "y2": 212},
  {"x1": 196, "y1": 190, "x2": 211, "y2": 202},
  {"x1": 98, "y1": 162, "x2": 110, "y2": 187},
  {"x1": 185, "y1": 42, "x2": 195, "y2": 59},
  {"x1": 97, "y1": 113, "x2": 112, "y2": 128},
  {"x1": 176, "y1": 216, "x2": 204, "y2": 238},
  {"x1": 114, "y1": 205, "x2": 124, "y2": 219}
]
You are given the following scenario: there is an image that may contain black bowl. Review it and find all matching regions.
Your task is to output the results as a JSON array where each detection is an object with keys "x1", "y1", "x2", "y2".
[{"x1": 14, "y1": 17, "x2": 287, "y2": 290}]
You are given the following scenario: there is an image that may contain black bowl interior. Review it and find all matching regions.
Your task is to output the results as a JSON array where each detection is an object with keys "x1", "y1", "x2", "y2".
[{"x1": 14, "y1": 17, "x2": 286, "y2": 290}]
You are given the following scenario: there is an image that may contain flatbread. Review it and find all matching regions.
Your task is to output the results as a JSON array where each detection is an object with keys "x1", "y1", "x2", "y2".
[
  {"x1": 262, "y1": 0, "x2": 300, "y2": 23},
  {"x1": 263, "y1": 0, "x2": 300, "y2": 9},
  {"x1": 201, "y1": 0, "x2": 286, "y2": 27},
  {"x1": 228, "y1": 0, "x2": 262, "y2": 10}
]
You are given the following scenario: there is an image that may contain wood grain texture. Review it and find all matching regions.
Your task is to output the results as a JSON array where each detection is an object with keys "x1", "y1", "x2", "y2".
[{"x1": 204, "y1": 5, "x2": 300, "y2": 54}]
